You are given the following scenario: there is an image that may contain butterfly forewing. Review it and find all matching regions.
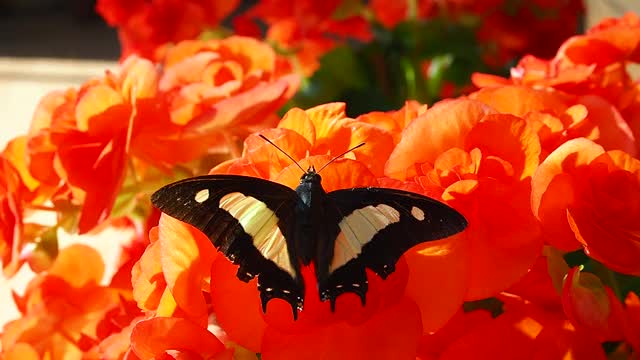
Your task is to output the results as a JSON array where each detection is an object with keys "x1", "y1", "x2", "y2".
[{"x1": 150, "y1": 175, "x2": 304, "y2": 314}]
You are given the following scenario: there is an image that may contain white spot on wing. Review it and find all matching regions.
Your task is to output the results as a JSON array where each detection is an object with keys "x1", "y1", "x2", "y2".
[
  {"x1": 195, "y1": 189, "x2": 210, "y2": 203},
  {"x1": 330, "y1": 204, "x2": 400, "y2": 273},
  {"x1": 219, "y1": 192, "x2": 295, "y2": 278},
  {"x1": 411, "y1": 206, "x2": 425, "y2": 221}
]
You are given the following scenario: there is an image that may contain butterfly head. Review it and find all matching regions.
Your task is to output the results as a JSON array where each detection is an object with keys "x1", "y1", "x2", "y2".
[{"x1": 300, "y1": 166, "x2": 322, "y2": 185}]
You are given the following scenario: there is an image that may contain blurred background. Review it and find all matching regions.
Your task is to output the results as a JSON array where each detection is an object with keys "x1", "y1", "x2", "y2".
[{"x1": 1, "y1": 0, "x2": 639, "y2": 148}]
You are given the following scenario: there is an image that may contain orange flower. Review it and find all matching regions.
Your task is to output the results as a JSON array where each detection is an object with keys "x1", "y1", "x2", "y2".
[
  {"x1": 531, "y1": 138, "x2": 640, "y2": 274},
  {"x1": 473, "y1": 13, "x2": 640, "y2": 153},
  {"x1": 469, "y1": 85, "x2": 637, "y2": 159},
  {"x1": 21, "y1": 37, "x2": 297, "y2": 234},
  {"x1": 156, "y1": 36, "x2": 300, "y2": 155},
  {"x1": 385, "y1": 98, "x2": 542, "y2": 300},
  {"x1": 355, "y1": 100, "x2": 428, "y2": 145},
  {"x1": 219, "y1": 102, "x2": 396, "y2": 178},
  {"x1": 234, "y1": 0, "x2": 372, "y2": 76},
  {"x1": 1, "y1": 245, "x2": 141, "y2": 359}
]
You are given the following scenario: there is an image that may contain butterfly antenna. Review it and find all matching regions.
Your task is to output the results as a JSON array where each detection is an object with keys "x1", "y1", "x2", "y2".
[
  {"x1": 317, "y1": 142, "x2": 365, "y2": 173},
  {"x1": 259, "y1": 134, "x2": 306, "y2": 173}
]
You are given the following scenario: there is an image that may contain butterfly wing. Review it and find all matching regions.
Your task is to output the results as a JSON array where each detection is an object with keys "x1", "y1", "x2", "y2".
[
  {"x1": 319, "y1": 187, "x2": 467, "y2": 308},
  {"x1": 151, "y1": 175, "x2": 304, "y2": 315}
]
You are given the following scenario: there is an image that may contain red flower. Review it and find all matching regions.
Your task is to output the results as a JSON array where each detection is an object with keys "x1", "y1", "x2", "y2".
[
  {"x1": 425, "y1": 297, "x2": 607, "y2": 359},
  {"x1": 369, "y1": 0, "x2": 582, "y2": 66},
  {"x1": 0, "y1": 154, "x2": 23, "y2": 276},
  {"x1": 369, "y1": 0, "x2": 437, "y2": 28},
  {"x1": 475, "y1": 0, "x2": 583, "y2": 66},
  {"x1": 96, "y1": 0, "x2": 240, "y2": 59},
  {"x1": 234, "y1": 0, "x2": 372, "y2": 76}
]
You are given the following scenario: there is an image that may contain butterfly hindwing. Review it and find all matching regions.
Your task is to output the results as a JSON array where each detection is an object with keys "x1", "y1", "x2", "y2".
[
  {"x1": 150, "y1": 175, "x2": 304, "y2": 314},
  {"x1": 319, "y1": 187, "x2": 467, "y2": 303}
]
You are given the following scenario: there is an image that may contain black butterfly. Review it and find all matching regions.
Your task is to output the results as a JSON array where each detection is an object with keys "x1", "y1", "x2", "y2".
[{"x1": 151, "y1": 136, "x2": 468, "y2": 319}]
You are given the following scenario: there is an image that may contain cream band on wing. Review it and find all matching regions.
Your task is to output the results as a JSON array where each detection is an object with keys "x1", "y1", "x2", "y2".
[
  {"x1": 411, "y1": 206, "x2": 425, "y2": 221},
  {"x1": 219, "y1": 192, "x2": 295, "y2": 278},
  {"x1": 330, "y1": 204, "x2": 401, "y2": 273},
  {"x1": 194, "y1": 189, "x2": 210, "y2": 203}
]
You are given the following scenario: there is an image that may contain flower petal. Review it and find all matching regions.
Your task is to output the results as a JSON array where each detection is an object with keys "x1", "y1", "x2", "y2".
[
  {"x1": 347, "y1": 121, "x2": 395, "y2": 177},
  {"x1": 277, "y1": 107, "x2": 316, "y2": 145},
  {"x1": 158, "y1": 214, "x2": 217, "y2": 324},
  {"x1": 304, "y1": 103, "x2": 351, "y2": 155},
  {"x1": 75, "y1": 84, "x2": 125, "y2": 132},
  {"x1": 130, "y1": 317, "x2": 226, "y2": 360},
  {"x1": 470, "y1": 85, "x2": 570, "y2": 118},
  {"x1": 2, "y1": 343, "x2": 39, "y2": 360},
  {"x1": 119, "y1": 56, "x2": 159, "y2": 100},
  {"x1": 577, "y1": 95, "x2": 636, "y2": 156},
  {"x1": 531, "y1": 138, "x2": 605, "y2": 250},
  {"x1": 566, "y1": 206, "x2": 640, "y2": 275},
  {"x1": 244, "y1": 128, "x2": 312, "y2": 179},
  {"x1": 210, "y1": 256, "x2": 267, "y2": 352},
  {"x1": 465, "y1": 114, "x2": 541, "y2": 179},
  {"x1": 49, "y1": 244, "x2": 104, "y2": 287},
  {"x1": 261, "y1": 298, "x2": 422, "y2": 360},
  {"x1": 457, "y1": 179, "x2": 543, "y2": 300},
  {"x1": 131, "y1": 241, "x2": 166, "y2": 311},
  {"x1": 385, "y1": 99, "x2": 493, "y2": 180},
  {"x1": 404, "y1": 235, "x2": 470, "y2": 333},
  {"x1": 440, "y1": 301, "x2": 607, "y2": 360}
]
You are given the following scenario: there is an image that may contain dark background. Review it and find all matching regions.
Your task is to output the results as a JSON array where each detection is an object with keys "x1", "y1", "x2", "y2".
[{"x1": 0, "y1": 0, "x2": 120, "y2": 59}]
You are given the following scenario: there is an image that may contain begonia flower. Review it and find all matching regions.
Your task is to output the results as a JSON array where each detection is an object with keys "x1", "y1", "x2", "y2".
[
  {"x1": 531, "y1": 138, "x2": 640, "y2": 274},
  {"x1": 385, "y1": 98, "x2": 543, "y2": 300},
  {"x1": 21, "y1": 37, "x2": 297, "y2": 235}
]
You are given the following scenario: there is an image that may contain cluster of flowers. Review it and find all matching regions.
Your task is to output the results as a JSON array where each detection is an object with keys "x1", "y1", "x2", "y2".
[
  {"x1": 96, "y1": 0, "x2": 583, "y2": 75},
  {"x1": 1, "y1": 8, "x2": 640, "y2": 360}
]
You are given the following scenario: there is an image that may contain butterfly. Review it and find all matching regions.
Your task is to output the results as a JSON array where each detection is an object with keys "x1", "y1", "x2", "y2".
[{"x1": 151, "y1": 136, "x2": 468, "y2": 319}]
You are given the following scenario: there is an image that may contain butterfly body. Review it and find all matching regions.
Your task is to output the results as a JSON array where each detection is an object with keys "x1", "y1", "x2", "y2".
[{"x1": 151, "y1": 167, "x2": 467, "y2": 319}]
